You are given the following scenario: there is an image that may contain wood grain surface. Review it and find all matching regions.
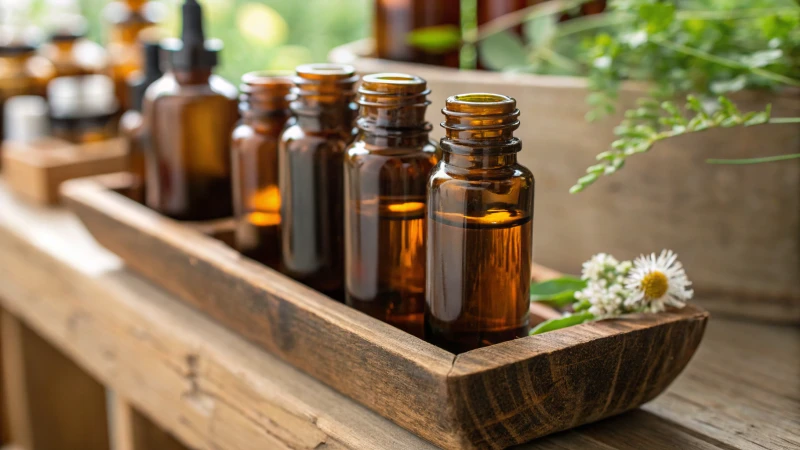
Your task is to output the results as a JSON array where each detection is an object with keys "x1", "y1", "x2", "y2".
[
  {"x1": 62, "y1": 176, "x2": 707, "y2": 449},
  {"x1": 0, "y1": 180, "x2": 797, "y2": 449}
]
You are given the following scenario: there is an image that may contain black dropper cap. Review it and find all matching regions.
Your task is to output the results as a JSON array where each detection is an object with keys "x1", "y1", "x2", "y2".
[
  {"x1": 159, "y1": 0, "x2": 221, "y2": 71},
  {"x1": 128, "y1": 40, "x2": 164, "y2": 112}
]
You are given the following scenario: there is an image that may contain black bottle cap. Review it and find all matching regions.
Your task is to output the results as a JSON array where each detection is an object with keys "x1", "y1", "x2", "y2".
[
  {"x1": 128, "y1": 40, "x2": 164, "y2": 112},
  {"x1": 160, "y1": 0, "x2": 220, "y2": 71}
]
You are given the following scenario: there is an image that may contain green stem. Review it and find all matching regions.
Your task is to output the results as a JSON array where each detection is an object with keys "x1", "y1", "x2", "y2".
[
  {"x1": 769, "y1": 117, "x2": 800, "y2": 124},
  {"x1": 653, "y1": 39, "x2": 800, "y2": 87},
  {"x1": 555, "y1": 13, "x2": 634, "y2": 38},
  {"x1": 676, "y1": 7, "x2": 799, "y2": 20},
  {"x1": 707, "y1": 153, "x2": 800, "y2": 164},
  {"x1": 464, "y1": 0, "x2": 589, "y2": 43}
]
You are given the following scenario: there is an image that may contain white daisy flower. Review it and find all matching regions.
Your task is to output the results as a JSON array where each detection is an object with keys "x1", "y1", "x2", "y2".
[{"x1": 624, "y1": 250, "x2": 693, "y2": 313}]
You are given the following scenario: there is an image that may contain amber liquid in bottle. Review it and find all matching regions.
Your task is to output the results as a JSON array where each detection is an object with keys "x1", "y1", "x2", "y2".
[
  {"x1": 279, "y1": 64, "x2": 358, "y2": 301},
  {"x1": 41, "y1": 23, "x2": 108, "y2": 78},
  {"x1": 231, "y1": 72, "x2": 293, "y2": 270},
  {"x1": 425, "y1": 93, "x2": 534, "y2": 353},
  {"x1": 374, "y1": 0, "x2": 461, "y2": 67},
  {"x1": 143, "y1": 0, "x2": 239, "y2": 221},
  {"x1": 344, "y1": 73, "x2": 437, "y2": 337}
]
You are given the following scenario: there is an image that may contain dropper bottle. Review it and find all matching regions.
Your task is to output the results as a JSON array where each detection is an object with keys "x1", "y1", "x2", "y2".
[{"x1": 142, "y1": 0, "x2": 238, "y2": 221}]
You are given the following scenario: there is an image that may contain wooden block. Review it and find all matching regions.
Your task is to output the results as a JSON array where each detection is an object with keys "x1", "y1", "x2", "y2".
[
  {"x1": 1, "y1": 311, "x2": 110, "y2": 450},
  {"x1": 2, "y1": 138, "x2": 127, "y2": 205},
  {"x1": 110, "y1": 394, "x2": 187, "y2": 450},
  {"x1": 62, "y1": 176, "x2": 709, "y2": 449},
  {"x1": 330, "y1": 39, "x2": 800, "y2": 323}
]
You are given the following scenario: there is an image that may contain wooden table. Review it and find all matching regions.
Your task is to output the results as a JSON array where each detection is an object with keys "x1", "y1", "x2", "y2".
[{"x1": 0, "y1": 181, "x2": 797, "y2": 450}]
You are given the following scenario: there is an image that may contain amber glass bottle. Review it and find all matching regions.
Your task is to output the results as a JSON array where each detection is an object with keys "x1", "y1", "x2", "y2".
[
  {"x1": 374, "y1": 0, "x2": 460, "y2": 67},
  {"x1": 119, "y1": 39, "x2": 162, "y2": 203},
  {"x1": 143, "y1": 0, "x2": 238, "y2": 221},
  {"x1": 40, "y1": 18, "x2": 108, "y2": 78},
  {"x1": 279, "y1": 64, "x2": 357, "y2": 301},
  {"x1": 104, "y1": 0, "x2": 160, "y2": 111},
  {"x1": 0, "y1": 44, "x2": 55, "y2": 140},
  {"x1": 344, "y1": 73, "x2": 437, "y2": 336},
  {"x1": 425, "y1": 93, "x2": 534, "y2": 353},
  {"x1": 231, "y1": 71, "x2": 293, "y2": 270}
]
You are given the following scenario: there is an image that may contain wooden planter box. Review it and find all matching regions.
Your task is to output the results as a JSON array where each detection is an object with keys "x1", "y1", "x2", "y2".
[
  {"x1": 330, "y1": 39, "x2": 800, "y2": 323},
  {"x1": 62, "y1": 174, "x2": 708, "y2": 450}
]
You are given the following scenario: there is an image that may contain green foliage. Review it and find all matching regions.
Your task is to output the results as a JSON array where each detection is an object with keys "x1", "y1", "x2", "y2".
[
  {"x1": 570, "y1": 95, "x2": 775, "y2": 193},
  {"x1": 530, "y1": 311, "x2": 594, "y2": 335},
  {"x1": 530, "y1": 276, "x2": 587, "y2": 308},
  {"x1": 406, "y1": 25, "x2": 462, "y2": 54},
  {"x1": 478, "y1": 31, "x2": 528, "y2": 70}
]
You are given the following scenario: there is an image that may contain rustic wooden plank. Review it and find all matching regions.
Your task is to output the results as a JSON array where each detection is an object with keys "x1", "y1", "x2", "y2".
[
  {"x1": 1, "y1": 311, "x2": 110, "y2": 450},
  {"x1": 0, "y1": 201, "x2": 436, "y2": 450},
  {"x1": 331, "y1": 40, "x2": 800, "y2": 323},
  {"x1": 110, "y1": 394, "x2": 188, "y2": 450},
  {"x1": 2, "y1": 138, "x2": 128, "y2": 205},
  {"x1": 450, "y1": 306, "x2": 707, "y2": 449},
  {"x1": 60, "y1": 176, "x2": 462, "y2": 448},
  {"x1": 62, "y1": 176, "x2": 709, "y2": 448},
  {"x1": 2, "y1": 180, "x2": 796, "y2": 450}
]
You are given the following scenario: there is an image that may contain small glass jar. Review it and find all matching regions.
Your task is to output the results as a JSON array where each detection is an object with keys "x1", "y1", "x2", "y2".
[
  {"x1": 278, "y1": 64, "x2": 358, "y2": 301},
  {"x1": 344, "y1": 73, "x2": 437, "y2": 336},
  {"x1": 425, "y1": 93, "x2": 535, "y2": 353},
  {"x1": 231, "y1": 71, "x2": 293, "y2": 270}
]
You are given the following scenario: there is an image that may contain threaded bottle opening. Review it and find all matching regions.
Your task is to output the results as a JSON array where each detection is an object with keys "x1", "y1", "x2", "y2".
[
  {"x1": 441, "y1": 93, "x2": 520, "y2": 140},
  {"x1": 239, "y1": 70, "x2": 293, "y2": 115},
  {"x1": 356, "y1": 73, "x2": 431, "y2": 134}
]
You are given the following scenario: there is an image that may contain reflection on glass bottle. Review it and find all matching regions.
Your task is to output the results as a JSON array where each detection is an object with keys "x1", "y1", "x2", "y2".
[
  {"x1": 104, "y1": 0, "x2": 162, "y2": 111},
  {"x1": 344, "y1": 73, "x2": 437, "y2": 336},
  {"x1": 143, "y1": 0, "x2": 239, "y2": 221},
  {"x1": 119, "y1": 38, "x2": 162, "y2": 203},
  {"x1": 425, "y1": 93, "x2": 534, "y2": 353},
  {"x1": 374, "y1": 0, "x2": 461, "y2": 67},
  {"x1": 231, "y1": 71, "x2": 293, "y2": 270},
  {"x1": 279, "y1": 64, "x2": 357, "y2": 301}
]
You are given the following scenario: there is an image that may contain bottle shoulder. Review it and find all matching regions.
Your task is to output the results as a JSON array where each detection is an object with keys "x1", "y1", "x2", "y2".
[{"x1": 144, "y1": 73, "x2": 239, "y2": 102}]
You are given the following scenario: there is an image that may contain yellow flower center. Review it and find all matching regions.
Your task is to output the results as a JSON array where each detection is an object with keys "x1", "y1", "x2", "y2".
[{"x1": 640, "y1": 271, "x2": 668, "y2": 299}]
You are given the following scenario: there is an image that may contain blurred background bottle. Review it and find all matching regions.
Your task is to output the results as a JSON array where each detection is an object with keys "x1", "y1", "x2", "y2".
[
  {"x1": 47, "y1": 74, "x2": 117, "y2": 143},
  {"x1": 119, "y1": 36, "x2": 161, "y2": 203},
  {"x1": 374, "y1": 0, "x2": 461, "y2": 67},
  {"x1": 39, "y1": 0, "x2": 107, "y2": 78},
  {"x1": 103, "y1": 0, "x2": 162, "y2": 111},
  {"x1": 143, "y1": 0, "x2": 238, "y2": 221}
]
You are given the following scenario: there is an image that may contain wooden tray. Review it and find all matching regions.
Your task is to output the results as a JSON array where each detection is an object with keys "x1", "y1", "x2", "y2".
[
  {"x1": 61, "y1": 174, "x2": 709, "y2": 450},
  {"x1": 2, "y1": 138, "x2": 128, "y2": 205}
]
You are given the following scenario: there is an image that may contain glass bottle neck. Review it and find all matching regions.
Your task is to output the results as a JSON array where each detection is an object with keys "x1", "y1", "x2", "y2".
[
  {"x1": 441, "y1": 143, "x2": 519, "y2": 169},
  {"x1": 173, "y1": 68, "x2": 212, "y2": 85},
  {"x1": 292, "y1": 99, "x2": 356, "y2": 132},
  {"x1": 242, "y1": 112, "x2": 291, "y2": 134}
]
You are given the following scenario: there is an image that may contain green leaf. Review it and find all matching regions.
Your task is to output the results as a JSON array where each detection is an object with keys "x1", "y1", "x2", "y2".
[
  {"x1": 530, "y1": 276, "x2": 587, "y2": 307},
  {"x1": 524, "y1": 14, "x2": 557, "y2": 50},
  {"x1": 478, "y1": 31, "x2": 528, "y2": 71},
  {"x1": 406, "y1": 25, "x2": 461, "y2": 54},
  {"x1": 638, "y1": 3, "x2": 675, "y2": 34},
  {"x1": 530, "y1": 312, "x2": 594, "y2": 336}
]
